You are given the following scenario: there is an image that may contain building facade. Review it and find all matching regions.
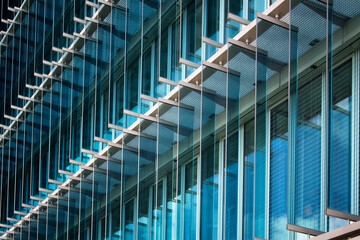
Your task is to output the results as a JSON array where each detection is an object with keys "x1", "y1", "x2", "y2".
[{"x1": 0, "y1": 0, "x2": 360, "y2": 239}]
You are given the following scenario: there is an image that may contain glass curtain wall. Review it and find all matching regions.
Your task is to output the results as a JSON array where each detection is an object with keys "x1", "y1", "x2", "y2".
[
  {"x1": 327, "y1": 1, "x2": 360, "y2": 225},
  {"x1": 289, "y1": 0, "x2": 327, "y2": 234},
  {"x1": 200, "y1": 63, "x2": 226, "y2": 240},
  {"x1": 1, "y1": 0, "x2": 360, "y2": 239}
]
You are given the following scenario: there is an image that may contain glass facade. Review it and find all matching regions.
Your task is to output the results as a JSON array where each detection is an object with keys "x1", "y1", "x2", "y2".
[{"x1": 0, "y1": 0, "x2": 360, "y2": 239}]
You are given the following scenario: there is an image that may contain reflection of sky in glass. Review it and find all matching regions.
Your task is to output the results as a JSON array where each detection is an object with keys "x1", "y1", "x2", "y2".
[
  {"x1": 308, "y1": 114, "x2": 321, "y2": 126},
  {"x1": 335, "y1": 98, "x2": 350, "y2": 112},
  {"x1": 206, "y1": 174, "x2": 220, "y2": 185}
]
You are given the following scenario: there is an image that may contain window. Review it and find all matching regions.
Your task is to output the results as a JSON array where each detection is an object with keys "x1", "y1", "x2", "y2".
[
  {"x1": 124, "y1": 199, "x2": 135, "y2": 240},
  {"x1": 243, "y1": 120, "x2": 254, "y2": 240},
  {"x1": 328, "y1": 59, "x2": 352, "y2": 213},
  {"x1": 184, "y1": 159, "x2": 198, "y2": 240},
  {"x1": 225, "y1": 132, "x2": 239, "y2": 239},
  {"x1": 294, "y1": 74, "x2": 322, "y2": 230},
  {"x1": 269, "y1": 101, "x2": 288, "y2": 240}
]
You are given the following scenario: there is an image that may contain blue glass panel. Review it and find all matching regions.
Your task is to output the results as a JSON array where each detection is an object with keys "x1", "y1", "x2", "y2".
[
  {"x1": 142, "y1": 0, "x2": 160, "y2": 101},
  {"x1": 328, "y1": 59, "x2": 352, "y2": 212},
  {"x1": 108, "y1": 5, "x2": 126, "y2": 134},
  {"x1": 79, "y1": 175, "x2": 93, "y2": 240},
  {"x1": 59, "y1": 68, "x2": 73, "y2": 171},
  {"x1": 224, "y1": 132, "x2": 238, "y2": 239},
  {"x1": 182, "y1": 0, "x2": 202, "y2": 76},
  {"x1": 56, "y1": 197, "x2": 69, "y2": 239},
  {"x1": 255, "y1": 16, "x2": 289, "y2": 238},
  {"x1": 82, "y1": 35, "x2": 97, "y2": 155},
  {"x1": 52, "y1": 0, "x2": 64, "y2": 61},
  {"x1": 71, "y1": 54, "x2": 85, "y2": 162},
  {"x1": 68, "y1": 182, "x2": 81, "y2": 239},
  {"x1": 227, "y1": 40, "x2": 256, "y2": 239},
  {"x1": 124, "y1": 199, "x2": 135, "y2": 240},
  {"x1": 95, "y1": 21, "x2": 112, "y2": 144},
  {"x1": 122, "y1": 133, "x2": 139, "y2": 239},
  {"x1": 74, "y1": 0, "x2": 86, "y2": 33},
  {"x1": 160, "y1": 0, "x2": 182, "y2": 83},
  {"x1": 124, "y1": 0, "x2": 142, "y2": 122},
  {"x1": 327, "y1": 0, "x2": 360, "y2": 216},
  {"x1": 44, "y1": 202, "x2": 56, "y2": 238},
  {"x1": 49, "y1": 81, "x2": 63, "y2": 182},
  {"x1": 269, "y1": 101, "x2": 288, "y2": 240},
  {"x1": 158, "y1": 101, "x2": 178, "y2": 240},
  {"x1": 43, "y1": 0, "x2": 54, "y2": 65},
  {"x1": 39, "y1": 91, "x2": 51, "y2": 189},
  {"x1": 200, "y1": 64, "x2": 226, "y2": 240},
  {"x1": 150, "y1": 180, "x2": 163, "y2": 240},
  {"x1": 138, "y1": 118, "x2": 157, "y2": 240},
  {"x1": 204, "y1": 0, "x2": 220, "y2": 41},
  {"x1": 62, "y1": 0, "x2": 74, "y2": 48},
  {"x1": 244, "y1": 120, "x2": 254, "y2": 240},
  {"x1": 92, "y1": 161, "x2": 108, "y2": 239},
  {"x1": 106, "y1": 155, "x2": 122, "y2": 240},
  {"x1": 29, "y1": 218, "x2": 38, "y2": 240},
  {"x1": 295, "y1": 75, "x2": 322, "y2": 230},
  {"x1": 179, "y1": 84, "x2": 201, "y2": 240}
]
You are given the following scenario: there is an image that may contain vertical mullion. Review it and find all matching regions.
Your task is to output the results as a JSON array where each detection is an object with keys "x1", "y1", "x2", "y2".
[
  {"x1": 253, "y1": 18, "x2": 259, "y2": 240},
  {"x1": 351, "y1": 50, "x2": 360, "y2": 215},
  {"x1": 167, "y1": 26, "x2": 172, "y2": 93},
  {"x1": 321, "y1": 71, "x2": 327, "y2": 231},
  {"x1": 135, "y1": 0, "x2": 145, "y2": 236},
  {"x1": 155, "y1": 0, "x2": 161, "y2": 237},
  {"x1": 68, "y1": 0, "x2": 76, "y2": 172},
  {"x1": 243, "y1": 0, "x2": 249, "y2": 22},
  {"x1": 288, "y1": 2, "x2": 297, "y2": 236},
  {"x1": 196, "y1": 65, "x2": 203, "y2": 240},
  {"x1": 119, "y1": 0, "x2": 129, "y2": 236},
  {"x1": 324, "y1": 0, "x2": 331, "y2": 232},
  {"x1": 264, "y1": 103, "x2": 271, "y2": 239},
  {"x1": 147, "y1": 186, "x2": 152, "y2": 240},
  {"x1": 219, "y1": 0, "x2": 225, "y2": 44},
  {"x1": 47, "y1": 0, "x2": 54, "y2": 189},
  {"x1": 179, "y1": 164, "x2": 185, "y2": 240},
  {"x1": 181, "y1": 7, "x2": 187, "y2": 81},
  {"x1": 39, "y1": 0, "x2": 46, "y2": 193},
  {"x1": 105, "y1": 6, "x2": 113, "y2": 239},
  {"x1": 238, "y1": 126, "x2": 244, "y2": 239},
  {"x1": 176, "y1": 74, "x2": 180, "y2": 240},
  {"x1": 15, "y1": 5, "x2": 23, "y2": 217},
  {"x1": 201, "y1": 0, "x2": 205, "y2": 61},
  {"x1": 218, "y1": 138, "x2": 224, "y2": 240},
  {"x1": 150, "y1": 42, "x2": 155, "y2": 102},
  {"x1": 162, "y1": 175, "x2": 167, "y2": 240},
  {"x1": 198, "y1": 65, "x2": 203, "y2": 240}
]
